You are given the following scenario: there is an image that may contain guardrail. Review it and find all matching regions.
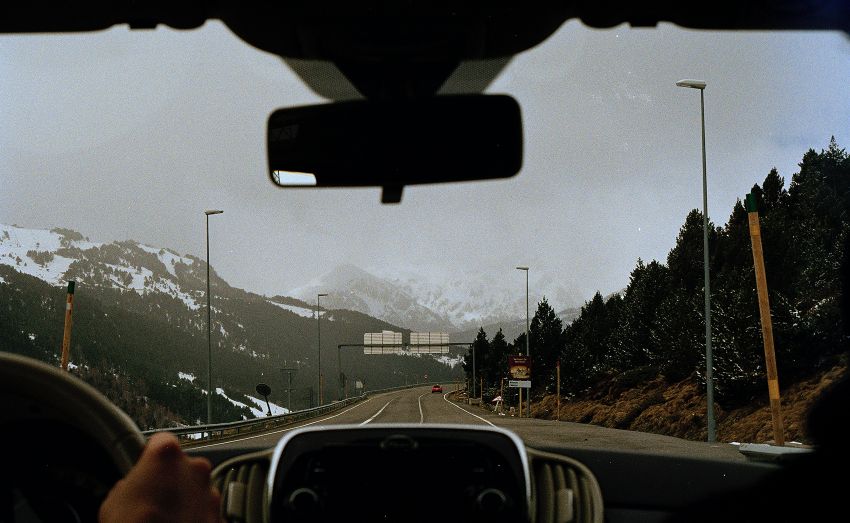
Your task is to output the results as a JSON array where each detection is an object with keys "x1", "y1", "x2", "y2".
[{"x1": 142, "y1": 382, "x2": 430, "y2": 446}]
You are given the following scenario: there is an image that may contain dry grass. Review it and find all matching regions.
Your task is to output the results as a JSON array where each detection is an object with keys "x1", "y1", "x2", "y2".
[{"x1": 531, "y1": 360, "x2": 848, "y2": 444}]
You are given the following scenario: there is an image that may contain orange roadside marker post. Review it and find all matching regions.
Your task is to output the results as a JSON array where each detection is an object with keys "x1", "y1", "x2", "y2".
[
  {"x1": 746, "y1": 193, "x2": 786, "y2": 446},
  {"x1": 60, "y1": 280, "x2": 75, "y2": 371}
]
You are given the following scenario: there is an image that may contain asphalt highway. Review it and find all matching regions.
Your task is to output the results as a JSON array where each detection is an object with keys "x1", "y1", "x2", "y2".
[{"x1": 188, "y1": 385, "x2": 746, "y2": 462}]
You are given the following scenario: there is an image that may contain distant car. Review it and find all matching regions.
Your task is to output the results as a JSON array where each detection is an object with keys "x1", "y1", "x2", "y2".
[{"x1": 431, "y1": 384, "x2": 443, "y2": 393}]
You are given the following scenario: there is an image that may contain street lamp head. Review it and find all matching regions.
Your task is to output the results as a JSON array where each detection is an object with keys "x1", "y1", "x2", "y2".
[
  {"x1": 676, "y1": 79, "x2": 706, "y2": 90},
  {"x1": 205, "y1": 209, "x2": 224, "y2": 215},
  {"x1": 318, "y1": 293, "x2": 328, "y2": 297},
  {"x1": 515, "y1": 266, "x2": 528, "y2": 271}
]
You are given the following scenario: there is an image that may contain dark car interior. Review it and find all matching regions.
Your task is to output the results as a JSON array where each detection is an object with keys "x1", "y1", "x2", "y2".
[{"x1": 1, "y1": 2, "x2": 849, "y2": 523}]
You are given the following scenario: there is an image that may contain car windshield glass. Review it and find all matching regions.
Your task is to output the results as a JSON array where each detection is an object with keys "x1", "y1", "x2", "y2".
[{"x1": 1, "y1": 20, "x2": 848, "y2": 455}]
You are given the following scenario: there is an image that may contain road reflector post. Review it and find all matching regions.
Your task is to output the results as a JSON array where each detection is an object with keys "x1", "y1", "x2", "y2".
[
  {"x1": 60, "y1": 280, "x2": 75, "y2": 371},
  {"x1": 746, "y1": 193, "x2": 786, "y2": 446}
]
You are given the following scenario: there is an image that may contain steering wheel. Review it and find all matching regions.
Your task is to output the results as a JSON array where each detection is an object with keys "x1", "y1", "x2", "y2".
[
  {"x1": 0, "y1": 352, "x2": 146, "y2": 521},
  {"x1": 0, "y1": 352, "x2": 145, "y2": 472}
]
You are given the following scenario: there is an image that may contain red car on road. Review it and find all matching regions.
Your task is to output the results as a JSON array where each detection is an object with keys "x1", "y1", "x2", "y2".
[{"x1": 431, "y1": 385, "x2": 443, "y2": 393}]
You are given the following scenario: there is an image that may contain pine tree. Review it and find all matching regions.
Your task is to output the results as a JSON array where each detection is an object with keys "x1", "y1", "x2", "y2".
[
  {"x1": 527, "y1": 298, "x2": 565, "y2": 394},
  {"x1": 487, "y1": 328, "x2": 510, "y2": 391},
  {"x1": 611, "y1": 259, "x2": 670, "y2": 371},
  {"x1": 561, "y1": 291, "x2": 622, "y2": 394}
]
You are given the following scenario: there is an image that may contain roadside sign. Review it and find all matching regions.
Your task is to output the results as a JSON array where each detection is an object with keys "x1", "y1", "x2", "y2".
[
  {"x1": 508, "y1": 380, "x2": 531, "y2": 388},
  {"x1": 508, "y1": 355, "x2": 531, "y2": 379}
]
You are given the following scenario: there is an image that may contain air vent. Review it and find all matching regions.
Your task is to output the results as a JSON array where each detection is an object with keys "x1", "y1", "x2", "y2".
[
  {"x1": 211, "y1": 449, "x2": 273, "y2": 523},
  {"x1": 527, "y1": 448, "x2": 604, "y2": 523}
]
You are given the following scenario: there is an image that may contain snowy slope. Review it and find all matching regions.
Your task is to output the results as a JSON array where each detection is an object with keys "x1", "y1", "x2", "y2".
[
  {"x1": 0, "y1": 224, "x2": 96, "y2": 285},
  {"x1": 0, "y1": 223, "x2": 205, "y2": 309}
]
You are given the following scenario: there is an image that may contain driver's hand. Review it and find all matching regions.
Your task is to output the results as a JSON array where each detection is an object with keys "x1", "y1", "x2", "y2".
[{"x1": 99, "y1": 432, "x2": 223, "y2": 523}]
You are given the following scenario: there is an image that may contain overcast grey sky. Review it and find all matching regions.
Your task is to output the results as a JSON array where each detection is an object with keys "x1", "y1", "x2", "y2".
[{"x1": 1, "y1": 21, "x2": 848, "y2": 311}]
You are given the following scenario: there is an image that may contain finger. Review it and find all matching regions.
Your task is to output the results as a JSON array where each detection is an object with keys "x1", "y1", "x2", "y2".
[
  {"x1": 187, "y1": 456, "x2": 213, "y2": 486},
  {"x1": 144, "y1": 432, "x2": 182, "y2": 463}
]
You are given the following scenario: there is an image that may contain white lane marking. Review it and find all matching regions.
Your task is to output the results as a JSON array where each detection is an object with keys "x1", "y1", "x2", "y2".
[
  {"x1": 359, "y1": 399, "x2": 393, "y2": 425},
  {"x1": 442, "y1": 391, "x2": 495, "y2": 427},
  {"x1": 417, "y1": 392, "x2": 428, "y2": 424},
  {"x1": 189, "y1": 397, "x2": 377, "y2": 449}
]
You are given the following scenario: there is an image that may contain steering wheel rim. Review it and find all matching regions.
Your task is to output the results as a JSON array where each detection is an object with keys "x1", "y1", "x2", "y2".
[{"x1": 0, "y1": 352, "x2": 145, "y2": 474}]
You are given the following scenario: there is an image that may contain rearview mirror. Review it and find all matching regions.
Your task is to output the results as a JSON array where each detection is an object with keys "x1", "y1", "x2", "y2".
[{"x1": 267, "y1": 95, "x2": 522, "y2": 203}]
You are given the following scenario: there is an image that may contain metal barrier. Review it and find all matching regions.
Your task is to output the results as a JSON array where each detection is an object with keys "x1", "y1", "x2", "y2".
[{"x1": 142, "y1": 382, "x2": 429, "y2": 445}]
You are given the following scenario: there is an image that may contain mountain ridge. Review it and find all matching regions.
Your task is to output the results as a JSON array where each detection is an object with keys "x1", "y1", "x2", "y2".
[{"x1": 0, "y1": 223, "x2": 462, "y2": 428}]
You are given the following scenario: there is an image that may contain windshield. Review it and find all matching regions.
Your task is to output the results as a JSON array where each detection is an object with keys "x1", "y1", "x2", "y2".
[{"x1": 1, "y1": 20, "x2": 848, "y2": 455}]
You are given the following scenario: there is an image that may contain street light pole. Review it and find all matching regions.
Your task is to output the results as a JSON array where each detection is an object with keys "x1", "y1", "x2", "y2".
[
  {"x1": 516, "y1": 266, "x2": 529, "y2": 417},
  {"x1": 676, "y1": 79, "x2": 715, "y2": 442},
  {"x1": 317, "y1": 293, "x2": 328, "y2": 407},
  {"x1": 204, "y1": 209, "x2": 223, "y2": 424}
]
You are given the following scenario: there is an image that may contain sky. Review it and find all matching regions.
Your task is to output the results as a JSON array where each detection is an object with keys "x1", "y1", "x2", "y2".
[{"x1": 1, "y1": 21, "x2": 848, "y2": 314}]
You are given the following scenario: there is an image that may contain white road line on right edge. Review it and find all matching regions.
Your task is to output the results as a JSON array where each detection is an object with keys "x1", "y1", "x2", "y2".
[
  {"x1": 443, "y1": 391, "x2": 495, "y2": 427},
  {"x1": 359, "y1": 399, "x2": 394, "y2": 425}
]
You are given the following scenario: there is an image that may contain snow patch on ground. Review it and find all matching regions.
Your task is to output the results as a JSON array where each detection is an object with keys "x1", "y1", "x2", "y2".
[
  {"x1": 138, "y1": 244, "x2": 195, "y2": 278},
  {"x1": 105, "y1": 263, "x2": 153, "y2": 292},
  {"x1": 267, "y1": 300, "x2": 314, "y2": 318},
  {"x1": 178, "y1": 372, "x2": 196, "y2": 382},
  {"x1": 436, "y1": 355, "x2": 463, "y2": 368},
  {"x1": 151, "y1": 278, "x2": 200, "y2": 310},
  {"x1": 215, "y1": 388, "x2": 288, "y2": 418},
  {"x1": 246, "y1": 395, "x2": 289, "y2": 416},
  {"x1": 216, "y1": 387, "x2": 250, "y2": 411}
]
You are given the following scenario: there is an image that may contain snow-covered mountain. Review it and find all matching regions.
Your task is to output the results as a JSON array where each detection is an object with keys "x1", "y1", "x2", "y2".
[
  {"x1": 290, "y1": 264, "x2": 450, "y2": 331},
  {"x1": 0, "y1": 223, "x2": 208, "y2": 308},
  {"x1": 291, "y1": 263, "x2": 583, "y2": 333},
  {"x1": 387, "y1": 266, "x2": 583, "y2": 330},
  {"x1": 1, "y1": 223, "x2": 584, "y2": 336}
]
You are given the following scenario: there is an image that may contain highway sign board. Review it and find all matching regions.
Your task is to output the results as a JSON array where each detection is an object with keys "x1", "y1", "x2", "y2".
[
  {"x1": 409, "y1": 331, "x2": 450, "y2": 353},
  {"x1": 363, "y1": 331, "x2": 403, "y2": 354}
]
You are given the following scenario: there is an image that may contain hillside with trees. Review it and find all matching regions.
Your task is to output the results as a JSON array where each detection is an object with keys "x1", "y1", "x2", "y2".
[
  {"x1": 0, "y1": 241, "x2": 462, "y2": 429},
  {"x1": 463, "y1": 137, "x2": 849, "y2": 441}
]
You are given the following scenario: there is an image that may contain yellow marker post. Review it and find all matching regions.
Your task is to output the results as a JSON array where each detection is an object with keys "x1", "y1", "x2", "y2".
[
  {"x1": 60, "y1": 280, "x2": 75, "y2": 371},
  {"x1": 746, "y1": 193, "x2": 786, "y2": 446}
]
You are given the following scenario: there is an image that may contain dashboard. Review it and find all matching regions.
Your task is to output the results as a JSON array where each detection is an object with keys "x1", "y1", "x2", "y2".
[{"x1": 211, "y1": 424, "x2": 604, "y2": 523}]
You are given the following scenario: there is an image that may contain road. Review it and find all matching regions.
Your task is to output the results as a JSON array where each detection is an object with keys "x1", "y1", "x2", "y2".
[{"x1": 189, "y1": 385, "x2": 746, "y2": 462}]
